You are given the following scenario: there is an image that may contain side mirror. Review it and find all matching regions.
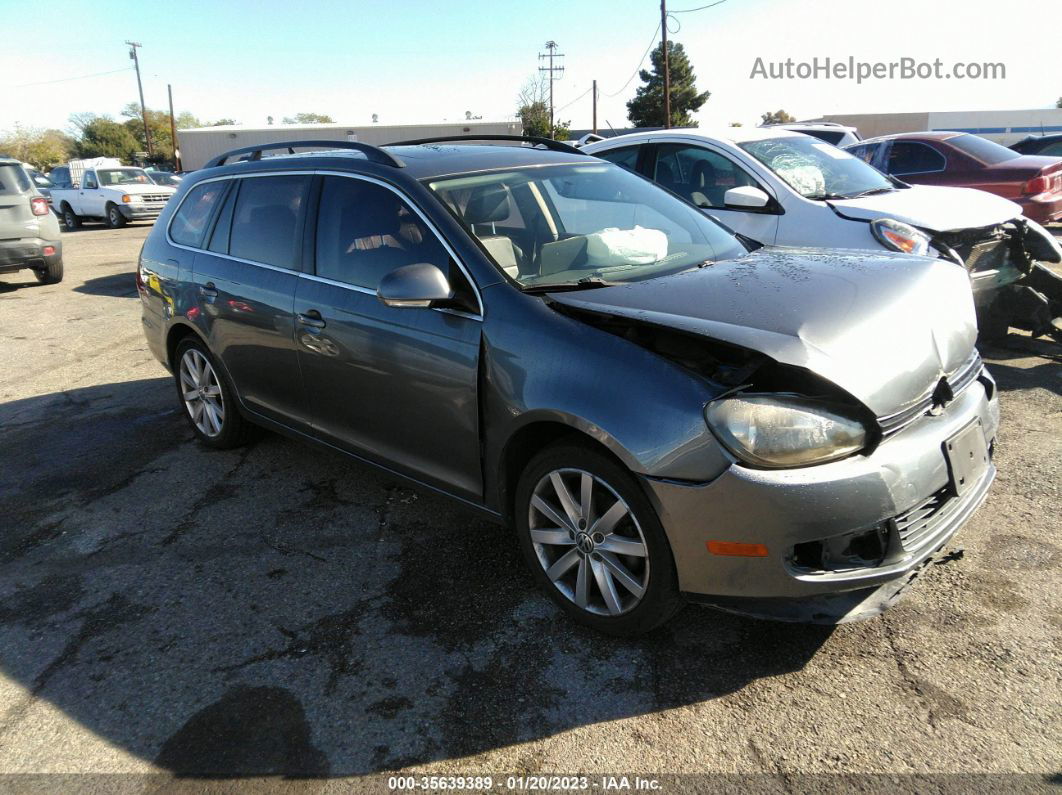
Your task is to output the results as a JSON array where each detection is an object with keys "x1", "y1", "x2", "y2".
[
  {"x1": 723, "y1": 186, "x2": 770, "y2": 209},
  {"x1": 377, "y1": 263, "x2": 454, "y2": 308}
]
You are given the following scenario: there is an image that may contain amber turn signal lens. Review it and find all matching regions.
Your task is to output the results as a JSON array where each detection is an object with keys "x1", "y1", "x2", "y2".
[{"x1": 707, "y1": 541, "x2": 769, "y2": 557}]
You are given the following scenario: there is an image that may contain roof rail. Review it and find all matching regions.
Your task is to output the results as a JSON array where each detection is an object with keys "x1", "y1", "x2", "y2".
[
  {"x1": 205, "y1": 140, "x2": 405, "y2": 169},
  {"x1": 384, "y1": 134, "x2": 587, "y2": 155}
]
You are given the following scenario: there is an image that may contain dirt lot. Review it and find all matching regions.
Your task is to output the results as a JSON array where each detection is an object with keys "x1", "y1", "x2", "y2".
[{"x1": 0, "y1": 222, "x2": 1059, "y2": 788}]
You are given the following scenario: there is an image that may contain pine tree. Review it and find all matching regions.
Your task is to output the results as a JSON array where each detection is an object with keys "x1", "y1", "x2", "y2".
[{"x1": 627, "y1": 41, "x2": 710, "y2": 128}]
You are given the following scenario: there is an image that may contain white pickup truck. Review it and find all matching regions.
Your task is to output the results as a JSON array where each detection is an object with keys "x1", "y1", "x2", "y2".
[{"x1": 49, "y1": 158, "x2": 177, "y2": 230}]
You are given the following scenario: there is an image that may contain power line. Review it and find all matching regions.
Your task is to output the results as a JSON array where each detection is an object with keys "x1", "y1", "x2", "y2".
[
  {"x1": 4, "y1": 66, "x2": 133, "y2": 90},
  {"x1": 605, "y1": 21, "x2": 661, "y2": 97},
  {"x1": 556, "y1": 85, "x2": 593, "y2": 112},
  {"x1": 670, "y1": 0, "x2": 728, "y2": 12}
]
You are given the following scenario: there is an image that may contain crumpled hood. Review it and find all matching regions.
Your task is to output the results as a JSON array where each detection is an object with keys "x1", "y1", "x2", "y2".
[
  {"x1": 106, "y1": 183, "x2": 177, "y2": 196},
  {"x1": 827, "y1": 184, "x2": 1021, "y2": 232},
  {"x1": 549, "y1": 247, "x2": 978, "y2": 417}
]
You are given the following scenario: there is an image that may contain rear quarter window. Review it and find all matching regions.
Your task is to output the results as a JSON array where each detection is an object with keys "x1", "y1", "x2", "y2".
[
  {"x1": 0, "y1": 164, "x2": 32, "y2": 195},
  {"x1": 169, "y1": 181, "x2": 229, "y2": 248}
]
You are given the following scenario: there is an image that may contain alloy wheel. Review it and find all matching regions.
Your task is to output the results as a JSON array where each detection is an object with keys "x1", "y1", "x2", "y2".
[
  {"x1": 179, "y1": 349, "x2": 225, "y2": 437},
  {"x1": 528, "y1": 468, "x2": 650, "y2": 616}
]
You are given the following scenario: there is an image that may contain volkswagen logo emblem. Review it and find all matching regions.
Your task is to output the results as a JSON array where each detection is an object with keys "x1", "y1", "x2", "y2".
[{"x1": 575, "y1": 532, "x2": 595, "y2": 554}]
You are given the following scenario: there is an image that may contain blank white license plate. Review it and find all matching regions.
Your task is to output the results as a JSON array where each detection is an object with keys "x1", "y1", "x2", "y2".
[{"x1": 944, "y1": 420, "x2": 989, "y2": 497}]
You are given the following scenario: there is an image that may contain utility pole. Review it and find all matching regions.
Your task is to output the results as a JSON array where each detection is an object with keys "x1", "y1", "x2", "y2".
[
  {"x1": 538, "y1": 40, "x2": 565, "y2": 139},
  {"x1": 660, "y1": 1, "x2": 671, "y2": 128},
  {"x1": 167, "y1": 84, "x2": 181, "y2": 171},
  {"x1": 592, "y1": 79, "x2": 598, "y2": 135},
  {"x1": 125, "y1": 41, "x2": 153, "y2": 158}
]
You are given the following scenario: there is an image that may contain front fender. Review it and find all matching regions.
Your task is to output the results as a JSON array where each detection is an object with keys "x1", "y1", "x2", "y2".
[{"x1": 480, "y1": 287, "x2": 734, "y2": 512}]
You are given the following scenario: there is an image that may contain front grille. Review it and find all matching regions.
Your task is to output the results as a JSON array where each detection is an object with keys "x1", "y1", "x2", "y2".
[
  {"x1": 138, "y1": 194, "x2": 171, "y2": 203},
  {"x1": 894, "y1": 486, "x2": 951, "y2": 552},
  {"x1": 877, "y1": 350, "x2": 983, "y2": 436}
]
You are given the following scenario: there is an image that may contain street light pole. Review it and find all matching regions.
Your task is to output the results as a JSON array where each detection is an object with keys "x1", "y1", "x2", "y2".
[{"x1": 125, "y1": 41, "x2": 153, "y2": 159}]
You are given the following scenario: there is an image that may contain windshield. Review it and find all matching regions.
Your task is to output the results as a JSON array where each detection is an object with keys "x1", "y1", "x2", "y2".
[
  {"x1": 427, "y1": 162, "x2": 747, "y2": 290},
  {"x1": 149, "y1": 172, "x2": 180, "y2": 186},
  {"x1": 98, "y1": 168, "x2": 152, "y2": 186},
  {"x1": 947, "y1": 133, "x2": 1020, "y2": 165},
  {"x1": 741, "y1": 136, "x2": 893, "y2": 199}
]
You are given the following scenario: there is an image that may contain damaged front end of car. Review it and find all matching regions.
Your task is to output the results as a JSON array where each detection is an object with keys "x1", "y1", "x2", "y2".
[
  {"x1": 541, "y1": 249, "x2": 998, "y2": 623},
  {"x1": 931, "y1": 216, "x2": 1062, "y2": 341}
]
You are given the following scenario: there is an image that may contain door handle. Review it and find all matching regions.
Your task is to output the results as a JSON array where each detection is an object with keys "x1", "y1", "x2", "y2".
[
  {"x1": 297, "y1": 310, "x2": 326, "y2": 329},
  {"x1": 199, "y1": 282, "x2": 218, "y2": 299}
]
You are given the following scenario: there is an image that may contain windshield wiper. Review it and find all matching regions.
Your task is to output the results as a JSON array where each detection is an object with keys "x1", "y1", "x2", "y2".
[
  {"x1": 525, "y1": 276, "x2": 620, "y2": 294},
  {"x1": 845, "y1": 187, "x2": 895, "y2": 198},
  {"x1": 806, "y1": 192, "x2": 850, "y2": 201}
]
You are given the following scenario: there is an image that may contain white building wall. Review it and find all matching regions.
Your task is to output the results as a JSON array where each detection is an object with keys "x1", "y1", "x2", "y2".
[
  {"x1": 819, "y1": 109, "x2": 1062, "y2": 145},
  {"x1": 177, "y1": 121, "x2": 522, "y2": 170}
]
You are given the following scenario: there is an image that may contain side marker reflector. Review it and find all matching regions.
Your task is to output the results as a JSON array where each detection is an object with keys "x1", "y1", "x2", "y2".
[{"x1": 707, "y1": 541, "x2": 769, "y2": 557}]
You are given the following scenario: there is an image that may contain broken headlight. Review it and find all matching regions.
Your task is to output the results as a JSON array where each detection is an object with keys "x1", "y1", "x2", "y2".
[
  {"x1": 705, "y1": 395, "x2": 867, "y2": 468},
  {"x1": 871, "y1": 218, "x2": 930, "y2": 257}
]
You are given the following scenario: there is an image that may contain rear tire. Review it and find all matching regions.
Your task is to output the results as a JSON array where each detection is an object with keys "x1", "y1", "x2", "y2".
[
  {"x1": 174, "y1": 337, "x2": 255, "y2": 450},
  {"x1": 62, "y1": 206, "x2": 81, "y2": 231},
  {"x1": 34, "y1": 259, "x2": 64, "y2": 285},
  {"x1": 106, "y1": 203, "x2": 127, "y2": 229},
  {"x1": 514, "y1": 442, "x2": 684, "y2": 636}
]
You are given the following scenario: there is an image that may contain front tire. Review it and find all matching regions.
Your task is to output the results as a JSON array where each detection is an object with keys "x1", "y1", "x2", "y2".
[
  {"x1": 174, "y1": 338, "x2": 254, "y2": 449},
  {"x1": 62, "y1": 206, "x2": 81, "y2": 231},
  {"x1": 515, "y1": 442, "x2": 684, "y2": 635},
  {"x1": 34, "y1": 259, "x2": 64, "y2": 285},
  {"x1": 106, "y1": 203, "x2": 127, "y2": 229}
]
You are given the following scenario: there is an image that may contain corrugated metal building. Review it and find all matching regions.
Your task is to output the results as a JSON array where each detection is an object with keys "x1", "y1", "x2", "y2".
[
  {"x1": 177, "y1": 120, "x2": 522, "y2": 170},
  {"x1": 811, "y1": 109, "x2": 1062, "y2": 145}
]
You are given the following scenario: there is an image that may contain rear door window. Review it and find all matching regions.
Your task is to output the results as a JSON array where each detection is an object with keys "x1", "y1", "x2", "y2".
[
  {"x1": 0, "y1": 164, "x2": 32, "y2": 195},
  {"x1": 886, "y1": 142, "x2": 946, "y2": 175},
  {"x1": 228, "y1": 175, "x2": 311, "y2": 269},
  {"x1": 169, "y1": 181, "x2": 229, "y2": 248}
]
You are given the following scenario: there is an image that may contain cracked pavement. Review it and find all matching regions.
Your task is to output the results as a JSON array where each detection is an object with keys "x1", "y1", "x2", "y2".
[{"x1": 0, "y1": 223, "x2": 1059, "y2": 784}]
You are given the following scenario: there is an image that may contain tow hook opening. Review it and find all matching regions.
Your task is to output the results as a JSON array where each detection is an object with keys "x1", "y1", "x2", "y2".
[{"x1": 789, "y1": 524, "x2": 892, "y2": 574}]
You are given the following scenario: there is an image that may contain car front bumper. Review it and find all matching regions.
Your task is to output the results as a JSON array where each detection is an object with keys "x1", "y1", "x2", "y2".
[
  {"x1": 643, "y1": 370, "x2": 999, "y2": 622},
  {"x1": 120, "y1": 202, "x2": 168, "y2": 220},
  {"x1": 0, "y1": 237, "x2": 62, "y2": 274}
]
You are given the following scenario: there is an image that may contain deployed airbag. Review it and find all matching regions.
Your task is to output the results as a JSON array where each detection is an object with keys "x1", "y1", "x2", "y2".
[{"x1": 585, "y1": 226, "x2": 668, "y2": 267}]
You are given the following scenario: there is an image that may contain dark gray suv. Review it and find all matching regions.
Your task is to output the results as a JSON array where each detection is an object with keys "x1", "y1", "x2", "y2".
[{"x1": 138, "y1": 138, "x2": 998, "y2": 634}]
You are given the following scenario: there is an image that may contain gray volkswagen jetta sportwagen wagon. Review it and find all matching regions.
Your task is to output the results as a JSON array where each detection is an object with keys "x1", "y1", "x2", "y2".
[{"x1": 137, "y1": 137, "x2": 998, "y2": 635}]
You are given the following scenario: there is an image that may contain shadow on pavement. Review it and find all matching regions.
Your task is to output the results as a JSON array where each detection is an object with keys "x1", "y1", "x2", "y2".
[
  {"x1": 0, "y1": 379, "x2": 833, "y2": 777},
  {"x1": 73, "y1": 272, "x2": 139, "y2": 298}
]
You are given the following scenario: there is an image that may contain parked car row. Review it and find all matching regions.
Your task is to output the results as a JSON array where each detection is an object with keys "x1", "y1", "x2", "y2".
[
  {"x1": 581, "y1": 127, "x2": 1062, "y2": 341},
  {"x1": 137, "y1": 135, "x2": 1026, "y2": 634}
]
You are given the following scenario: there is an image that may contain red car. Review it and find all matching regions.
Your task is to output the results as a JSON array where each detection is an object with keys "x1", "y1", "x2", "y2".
[{"x1": 847, "y1": 131, "x2": 1062, "y2": 225}]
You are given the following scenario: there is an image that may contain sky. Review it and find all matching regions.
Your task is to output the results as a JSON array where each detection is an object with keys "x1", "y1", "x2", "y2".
[{"x1": 1, "y1": 0, "x2": 1059, "y2": 136}]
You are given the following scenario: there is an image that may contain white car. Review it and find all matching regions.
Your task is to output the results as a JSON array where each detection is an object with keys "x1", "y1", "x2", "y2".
[
  {"x1": 762, "y1": 122, "x2": 862, "y2": 148},
  {"x1": 583, "y1": 128, "x2": 1062, "y2": 337}
]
